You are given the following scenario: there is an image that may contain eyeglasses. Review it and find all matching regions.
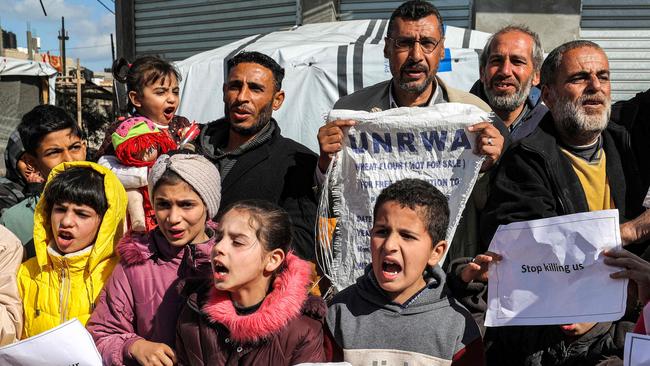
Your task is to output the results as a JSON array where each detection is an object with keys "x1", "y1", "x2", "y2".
[{"x1": 388, "y1": 37, "x2": 443, "y2": 54}]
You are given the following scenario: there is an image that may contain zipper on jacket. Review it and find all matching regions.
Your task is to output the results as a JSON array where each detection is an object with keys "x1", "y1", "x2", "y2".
[{"x1": 59, "y1": 259, "x2": 71, "y2": 324}]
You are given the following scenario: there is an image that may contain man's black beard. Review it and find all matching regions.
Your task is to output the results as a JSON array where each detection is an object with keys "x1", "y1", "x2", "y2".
[{"x1": 226, "y1": 101, "x2": 274, "y2": 136}]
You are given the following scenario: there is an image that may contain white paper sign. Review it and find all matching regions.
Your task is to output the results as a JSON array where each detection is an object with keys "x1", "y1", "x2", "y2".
[
  {"x1": 485, "y1": 210, "x2": 627, "y2": 327},
  {"x1": 0, "y1": 319, "x2": 102, "y2": 366},
  {"x1": 318, "y1": 103, "x2": 488, "y2": 290},
  {"x1": 624, "y1": 332, "x2": 650, "y2": 366}
]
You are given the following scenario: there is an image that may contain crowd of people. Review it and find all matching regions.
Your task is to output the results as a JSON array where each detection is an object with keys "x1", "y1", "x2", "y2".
[{"x1": 0, "y1": 1, "x2": 649, "y2": 365}]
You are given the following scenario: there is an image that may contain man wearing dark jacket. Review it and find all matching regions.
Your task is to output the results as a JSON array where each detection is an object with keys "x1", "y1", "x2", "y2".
[
  {"x1": 197, "y1": 51, "x2": 318, "y2": 261},
  {"x1": 480, "y1": 40, "x2": 645, "y2": 249},
  {"x1": 475, "y1": 39, "x2": 646, "y2": 366}
]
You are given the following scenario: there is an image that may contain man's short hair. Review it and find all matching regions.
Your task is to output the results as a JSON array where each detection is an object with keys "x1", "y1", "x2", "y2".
[
  {"x1": 18, "y1": 105, "x2": 83, "y2": 156},
  {"x1": 373, "y1": 178, "x2": 449, "y2": 244},
  {"x1": 227, "y1": 51, "x2": 285, "y2": 91},
  {"x1": 480, "y1": 25, "x2": 544, "y2": 72},
  {"x1": 540, "y1": 40, "x2": 604, "y2": 87},
  {"x1": 387, "y1": 1, "x2": 444, "y2": 39}
]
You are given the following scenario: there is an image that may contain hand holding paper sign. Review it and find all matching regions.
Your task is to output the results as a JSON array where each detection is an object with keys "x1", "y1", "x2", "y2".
[
  {"x1": 604, "y1": 249, "x2": 650, "y2": 305},
  {"x1": 485, "y1": 210, "x2": 628, "y2": 327},
  {"x1": 461, "y1": 251, "x2": 502, "y2": 283}
]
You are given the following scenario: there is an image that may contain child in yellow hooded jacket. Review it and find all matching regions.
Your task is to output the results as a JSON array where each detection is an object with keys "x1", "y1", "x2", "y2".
[{"x1": 18, "y1": 161, "x2": 127, "y2": 338}]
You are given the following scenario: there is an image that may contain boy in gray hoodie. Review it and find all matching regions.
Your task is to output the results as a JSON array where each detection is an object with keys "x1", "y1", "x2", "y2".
[{"x1": 326, "y1": 179, "x2": 485, "y2": 365}]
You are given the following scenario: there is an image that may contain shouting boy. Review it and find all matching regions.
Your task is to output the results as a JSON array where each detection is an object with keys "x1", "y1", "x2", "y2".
[{"x1": 326, "y1": 179, "x2": 484, "y2": 365}]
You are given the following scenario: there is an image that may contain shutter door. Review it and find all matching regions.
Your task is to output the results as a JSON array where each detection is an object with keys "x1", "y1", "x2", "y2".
[
  {"x1": 134, "y1": 0, "x2": 297, "y2": 61},
  {"x1": 580, "y1": 0, "x2": 650, "y2": 101},
  {"x1": 339, "y1": 0, "x2": 472, "y2": 28}
]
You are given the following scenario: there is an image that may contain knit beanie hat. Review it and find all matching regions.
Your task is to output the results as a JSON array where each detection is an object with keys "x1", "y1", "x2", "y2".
[{"x1": 148, "y1": 152, "x2": 221, "y2": 218}]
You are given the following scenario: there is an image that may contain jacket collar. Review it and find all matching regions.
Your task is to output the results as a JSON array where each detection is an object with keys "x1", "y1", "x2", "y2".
[
  {"x1": 355, "y1": 264, "x2": 450, "y2": 315},
  {"x1": 199, "y1": 118, "x2": 281, "y2": 193},
  {"x1": 201, "y1": 252, "x2": 312, "y2": 344},
  {"x1": 46, "y1": 244, "x2": 94, "y2": 274}
]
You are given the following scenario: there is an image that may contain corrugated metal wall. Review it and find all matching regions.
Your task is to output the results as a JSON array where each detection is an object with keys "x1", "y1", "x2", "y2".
[
  {"x1": 580, "y1": 0, "x2": 650, "y2": 101},
  {"x1": 134, "y1": 0, "x2": 298, "y2": 61},
  {"x1": 339, "y1": 0, "x2": 472, "y2": 28}
]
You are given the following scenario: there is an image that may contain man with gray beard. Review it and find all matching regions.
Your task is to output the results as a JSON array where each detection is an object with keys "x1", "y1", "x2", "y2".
[
  {"x1": 480, "y1": 40, "x2": 645, "y2": 251},
  {"x1": 470, "y1": 25, "x2": 549, "y2": 144}
]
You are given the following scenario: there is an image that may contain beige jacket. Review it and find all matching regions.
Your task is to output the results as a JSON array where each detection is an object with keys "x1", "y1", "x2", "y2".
[{"x1": 0, "y1": 224, "x2": 23, "y2": 345}]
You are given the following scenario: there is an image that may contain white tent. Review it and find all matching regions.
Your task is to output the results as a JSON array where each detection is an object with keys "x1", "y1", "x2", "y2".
[{"x1": 176, "y1": 20, "x2": 491, "y2": 152}]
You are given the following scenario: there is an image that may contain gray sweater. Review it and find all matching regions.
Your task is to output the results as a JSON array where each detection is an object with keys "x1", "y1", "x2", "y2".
[{"x1": 327, "y1": 265, "x2": 484, "y2": 365}]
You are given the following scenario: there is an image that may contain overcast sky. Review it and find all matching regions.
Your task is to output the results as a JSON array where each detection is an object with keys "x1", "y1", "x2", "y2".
[{"x1": 2, "y1": 0, "x2": 115, "y2": 72}]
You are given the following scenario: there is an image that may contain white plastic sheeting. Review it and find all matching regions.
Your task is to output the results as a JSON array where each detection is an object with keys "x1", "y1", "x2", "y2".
[
  {"x1": 0, "y1": 57, "x2": 57, "y2": 105},
  {"x1": 175, "y1": 20, "x2": 491, "y2": 152}
]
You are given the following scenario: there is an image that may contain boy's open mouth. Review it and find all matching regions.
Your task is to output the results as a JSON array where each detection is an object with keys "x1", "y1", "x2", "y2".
[{"x1": 382, "y1": 259, "x2": 402, "y2": 275}]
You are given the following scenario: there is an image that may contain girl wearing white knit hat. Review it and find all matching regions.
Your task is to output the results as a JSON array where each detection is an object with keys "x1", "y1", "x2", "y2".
[{"x1": 88, "y1": 151, "x2": 221, "y2": 366}]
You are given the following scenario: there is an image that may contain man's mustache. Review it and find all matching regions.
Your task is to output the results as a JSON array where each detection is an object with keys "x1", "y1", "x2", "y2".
[{"x1": 400, "y1": 61, "x2": 428, "y2": 74}]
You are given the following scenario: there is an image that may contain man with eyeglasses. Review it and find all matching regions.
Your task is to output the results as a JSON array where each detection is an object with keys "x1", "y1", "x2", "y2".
[
  {"x1": 317, "y1": 0, "x2": 501, "y2": 177},
  {"x1": 316, "y1": 1, "x2": 505, "y2": 266}
]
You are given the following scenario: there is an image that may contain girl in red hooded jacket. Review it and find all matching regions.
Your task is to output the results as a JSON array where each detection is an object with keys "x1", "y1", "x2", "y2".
[{"x1": 175, "y1": 200, "x2": 326, "y2": 366}]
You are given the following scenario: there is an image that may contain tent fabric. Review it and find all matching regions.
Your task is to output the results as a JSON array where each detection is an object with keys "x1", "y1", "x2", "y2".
[
  {"x1": 175, "y1": 20, "x2": 492, "y2": 152},
  {"x1": 0, "y1": 57, "x2": 58, "y2": 105}
]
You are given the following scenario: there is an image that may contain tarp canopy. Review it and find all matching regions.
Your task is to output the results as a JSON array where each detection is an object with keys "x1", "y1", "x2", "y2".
[
  {"x1": 176, "y1": 20, "x2": 491, "y2": 152},
  {"x1": 0, "y1": 57, "x2": 57, "y2": 104},
  {"x1": 0, "y1": 57, "x2": 58, "y2": 175}
]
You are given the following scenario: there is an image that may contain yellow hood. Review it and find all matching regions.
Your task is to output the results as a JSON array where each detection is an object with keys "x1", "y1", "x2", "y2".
[{"x1": 33, "y1": 161, "x2": 127, "y2": 271}]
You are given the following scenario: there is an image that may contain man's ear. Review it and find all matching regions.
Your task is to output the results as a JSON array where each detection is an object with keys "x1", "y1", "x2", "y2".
[
  {"x1": 541, "y1": 84, "x2": 553, "y2": 109},
  {"x1": 265, "y1": 248, "x2": 286, "y2": 273},
  {"x1": 439, "y1": 37, "x2": 446, "y2": 60},
  {"x1": 128, "y1": 91, "x2": 142, "y2": 108},
  {"x1": 272, "y1": 90, "x2": 285, "y2": 111},
  {"x1": 532, "y1": 71, "x2": 541, "y2": 87},
  {"x1": 427, "y1": 240, "x2": 447, "y2": 267},
  {"x1": 384, "y1": 39, "x2": 390, "y2": 59}
]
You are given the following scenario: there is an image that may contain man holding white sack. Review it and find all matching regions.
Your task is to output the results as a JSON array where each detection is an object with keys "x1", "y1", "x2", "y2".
[{"x1": 317, "y1": 0, "x2": 505, "y2": 265}]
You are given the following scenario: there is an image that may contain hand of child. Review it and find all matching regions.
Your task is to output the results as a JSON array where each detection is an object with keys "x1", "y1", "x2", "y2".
[
  {"x1": 604, "y1": 248, "x2": 650, "y2": 304},
  {"x1": 460, "y1": 251, "x2": 502, "y2": 283},
  {"x1": 129, "y1": 339, "x2": 177, "y2": 366}
]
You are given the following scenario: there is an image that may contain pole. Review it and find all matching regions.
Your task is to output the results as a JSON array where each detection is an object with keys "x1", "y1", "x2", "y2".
[
  {"x1": 58, "y1": 17, "x2": 69, "y2": 76},
  {"x1": 0, "y1": 24, "x2": 4, "y2": 57},
  {"x1": 26, "y1": 30, "x2": 33, "y2": 60},
  {"x1": 110, "y1": 33, "x2": 115, "y2": 61},
  {"x1": 76, "y1": 58, "x2": 82, "y2": 129}
]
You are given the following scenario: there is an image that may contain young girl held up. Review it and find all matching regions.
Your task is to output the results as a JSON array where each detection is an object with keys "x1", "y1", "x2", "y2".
[
  {"x1": 175, "y1": 200, "x2": 326, "y2": 366},
  {"x1": 87, "y1": 152, "x2": 221, "y2": 366},
  {"x1": 97, "y1": 56, "x2": 200, "y2": 208},
  {"x1": 18, "y1": 161, "x2": 128, "y2": 338}
]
